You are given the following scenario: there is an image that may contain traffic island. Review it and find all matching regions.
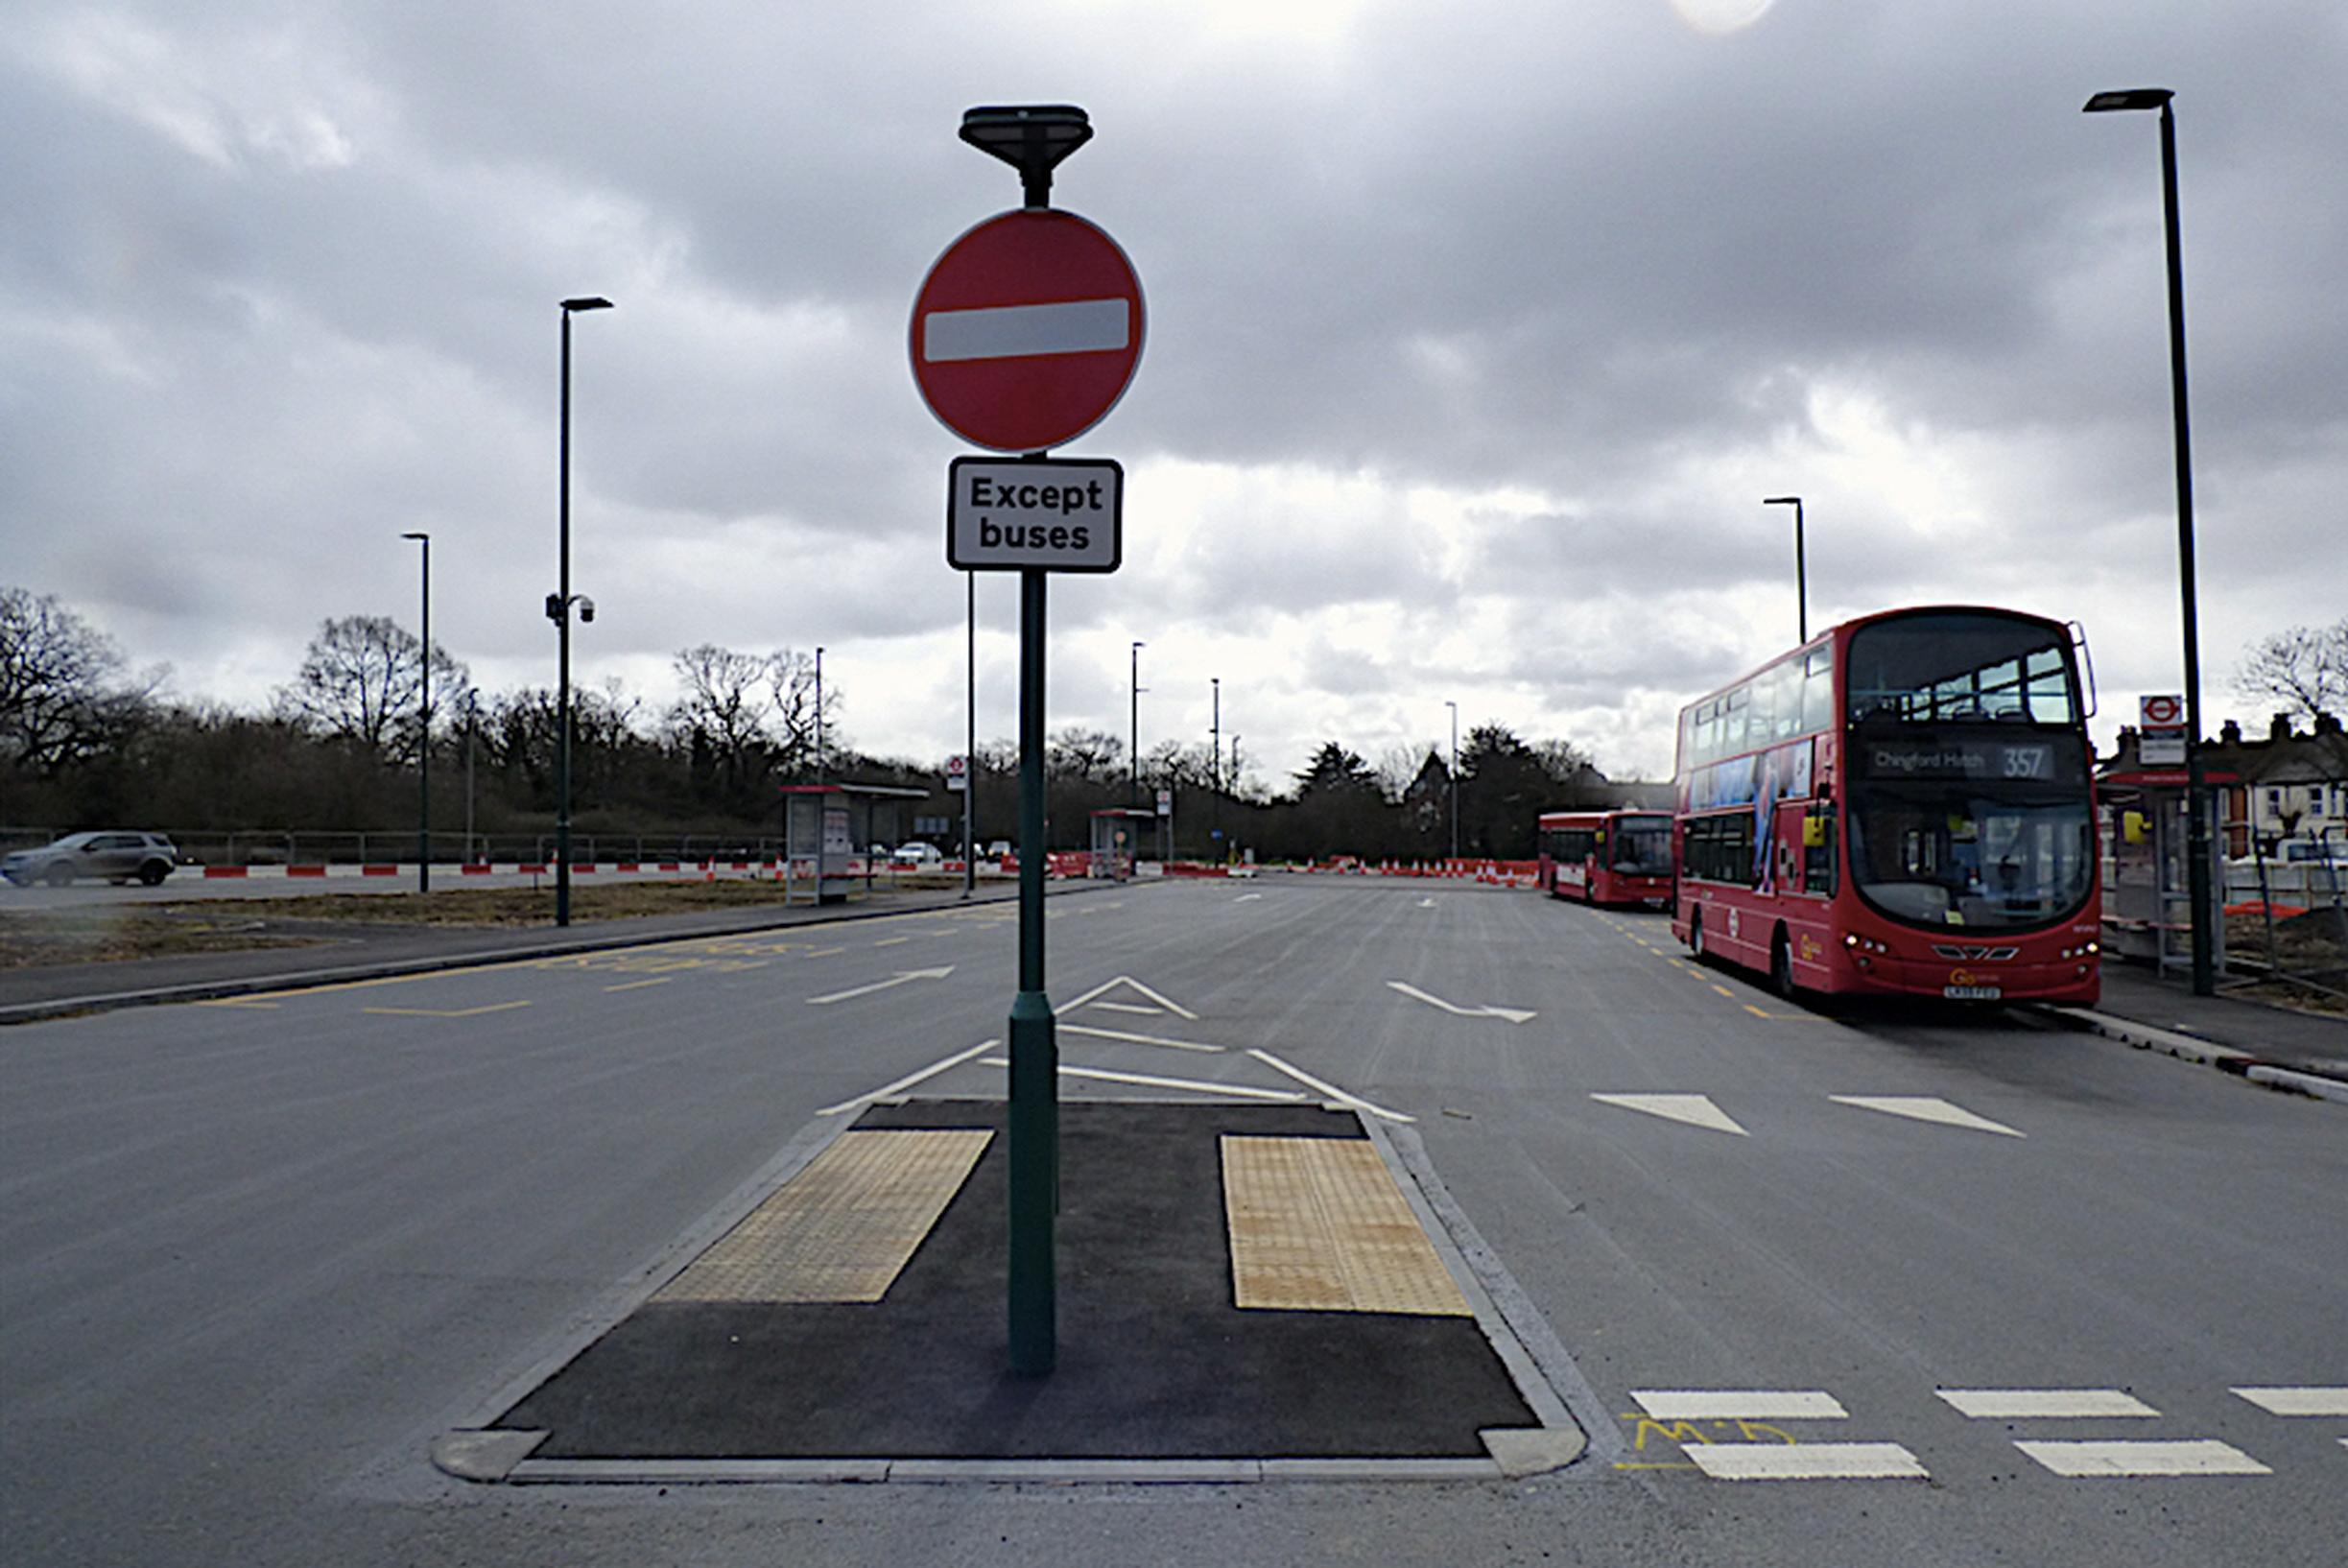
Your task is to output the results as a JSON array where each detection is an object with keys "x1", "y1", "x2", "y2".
[{"x1": 435, "y1": 1101, "x2": 1585, "y2": 1483}]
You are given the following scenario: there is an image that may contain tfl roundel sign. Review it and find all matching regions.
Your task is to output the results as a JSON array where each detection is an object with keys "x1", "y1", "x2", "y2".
[{"x1": 910, "y1": 209, "x2": 1145, "y2": 453}]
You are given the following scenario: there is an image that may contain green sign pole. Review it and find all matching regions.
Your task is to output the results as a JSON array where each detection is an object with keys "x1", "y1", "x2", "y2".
[{"x1": 1008, "y1": 564, "x2": 1056, "y2": 1375}]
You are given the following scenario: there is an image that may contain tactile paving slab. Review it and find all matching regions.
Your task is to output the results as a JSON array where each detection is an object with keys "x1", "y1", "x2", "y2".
[
  {"x1": 654, "y1": 1128, "x2": 991, "y2": 1303},
  {"x1": 1221, "y1": 1134, "x2": 1470, "y2": 1316}
]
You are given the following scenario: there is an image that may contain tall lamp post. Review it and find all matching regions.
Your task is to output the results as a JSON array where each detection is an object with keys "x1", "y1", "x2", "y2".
[
  {"x1": 2086, "y1": 86, "x2": 2213, "y2": 996},
  {"x1": 401, "y1": 531, "x2": 431, "y2": 891},
  {"x1": 1445, "y1": 700, "x2": 1459, "y2": 862},
  {"x1": 814, "y1": 646, "x2": 825, "y2": 781},
  {"x1": 554, "y1": 295, "x2": 612, "y2": 928},
  {"x1": 1129, "y1": 640, "x2": 1146, "y2": 807},
  {"x1": 1763, "y1": 496, "x2": 1806, "y2": 643}
]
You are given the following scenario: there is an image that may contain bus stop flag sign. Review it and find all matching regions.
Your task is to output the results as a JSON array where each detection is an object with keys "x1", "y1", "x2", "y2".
[{"x1": 910, "y1": 209, "x2": 1146, "y2": 453}]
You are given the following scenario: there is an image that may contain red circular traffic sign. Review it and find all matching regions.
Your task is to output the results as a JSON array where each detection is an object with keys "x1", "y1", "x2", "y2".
[{"x1": 910, "y1": 209, "x2": 1145, "y2": 453}]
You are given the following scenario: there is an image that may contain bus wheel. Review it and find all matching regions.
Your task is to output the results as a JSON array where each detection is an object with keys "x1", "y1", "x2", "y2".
[{"x1": 1770, "y1": 929, "x2": 1797, "y2": 999}]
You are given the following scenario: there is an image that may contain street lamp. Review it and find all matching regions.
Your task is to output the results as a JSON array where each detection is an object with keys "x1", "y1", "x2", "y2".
[
  {"x1": 2085, "y1": 85, "x2": 2214, "y2": 996},
  {"x1": 1129, "y1": 641, "x2": 1145, "y2": 806},
  {"x1": 1445, "y1": 700, "x2": 1459, "y2": 862},
  {"x1": 555, "y1": 294, "x2": 612, "y2": 928},
  {"x1": 1763, "y1": 496, "x2": 1806, "y2": 643},
  {"x1": 815, "y1": 646, "x2": 825, "y2": 781},
  {"x1": 401, "y1": 531, "x2": 431, "y2": 891}
]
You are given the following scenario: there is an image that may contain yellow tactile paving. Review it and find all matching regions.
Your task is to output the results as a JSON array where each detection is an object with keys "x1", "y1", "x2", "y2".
[
  {"x1": 654, "y1": 1129, "x2": 991, "y2": 1304},
  {"x1": 1221, "y1": 1135, "x2": 1471, "y2": 1317}
]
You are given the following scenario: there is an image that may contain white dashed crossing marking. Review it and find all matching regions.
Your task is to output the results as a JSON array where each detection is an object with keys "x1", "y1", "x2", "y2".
[
  {"x1": 1632, "y1": 1390, "x2": 1847, "y2": 1420},
  {"x1": 2231, "y1": 1386, "x2": 2348, "y2": 1416},
  {"x1": 2014, "y1": 1439, "x2": 2271, "y2": 1478},
  {"x1": 1686, "y1": 1442, "x2": 1929, "y2": 1481},
  {"x1": 1830, "y1": 1095, "x2": 2026, "y2": 1137},
  {"x1": 1592, "y1": 1093, "x2": 1749, "y2": 1136},
  {"x1": 1936, "y1": 1389, "x2": 2160, "y2": 1418}
]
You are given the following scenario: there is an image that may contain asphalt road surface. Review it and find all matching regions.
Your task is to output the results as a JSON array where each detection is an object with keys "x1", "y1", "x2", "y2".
[{"x1": 4, "y1": 878, "x2": 2340, "y2": 1566}]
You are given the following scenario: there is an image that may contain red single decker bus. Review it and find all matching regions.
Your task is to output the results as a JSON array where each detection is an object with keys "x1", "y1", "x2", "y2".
[
  {"x1": 1538, "y1": 810, "x2": 1673, "y2": 907},
  {"x1": 1671, "y1": 605, "x2": 2100, "y2": 1004}
]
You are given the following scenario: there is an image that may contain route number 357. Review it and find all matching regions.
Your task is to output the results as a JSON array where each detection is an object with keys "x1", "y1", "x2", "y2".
[{"x1": 2002, "y1": 746, "x2": 2051, "y2": 778}]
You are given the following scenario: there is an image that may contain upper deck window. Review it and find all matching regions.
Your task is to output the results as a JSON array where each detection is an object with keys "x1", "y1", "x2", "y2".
[{"x1": 1845, "y1": 612, "x2": 2079, "y2": 727}]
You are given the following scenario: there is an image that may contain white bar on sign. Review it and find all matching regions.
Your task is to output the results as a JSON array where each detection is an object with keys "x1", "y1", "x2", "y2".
[{"x1": 923, "y1": 298, "x2": 1129, "y2": 362}]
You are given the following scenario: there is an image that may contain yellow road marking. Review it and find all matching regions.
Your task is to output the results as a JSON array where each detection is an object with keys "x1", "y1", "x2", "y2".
[
  {"x1": 1710, "y1": 984, "x2": 1737, "y2": 998},
  {"x1": 875, "y1": 937, "x2": 912, "y2": 947},
  {"x1": 604, "y1": 977, "x2": 673, "y2": 992},
  {"x1": 361, "y1": 1000, "x2": 534, "y2": 1018},
  {"x1": 198, "y1": 999, "x2": 280, "y2": 1010},
  {"x1": 804, "y1": 946, "x2": 845, "y2": 958}
]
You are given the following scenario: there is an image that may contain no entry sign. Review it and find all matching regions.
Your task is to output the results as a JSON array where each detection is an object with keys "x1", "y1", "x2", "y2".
[{"x1": 910, "y1": 209, "x2": 1145, "y2": 453}]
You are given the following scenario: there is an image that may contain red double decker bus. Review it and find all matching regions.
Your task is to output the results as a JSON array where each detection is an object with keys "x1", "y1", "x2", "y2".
[
  {"x1": 1671, "y1": 605, "x2": 2101, "y2": 1003},
  {"x1": 1537, "y1": 810, "x2": 1673, "y2": 907}
]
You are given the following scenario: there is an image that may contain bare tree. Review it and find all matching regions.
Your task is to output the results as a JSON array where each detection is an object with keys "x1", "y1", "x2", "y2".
[
  {"x1": 273, "y1": 615, "x2": 467, "y2": 760},
  {"x1": 2235, "y1": 619, "x2": 2348, "y2": 725},
  {"x1": 0, "y1": 586, "x2": 161, "y2": 773},
  {"x1": 765, "y1": 648, "x2": 832, "y2": 776},
  {"x1": 666, "y1": 644, "x2": 775, "y2": 808}
]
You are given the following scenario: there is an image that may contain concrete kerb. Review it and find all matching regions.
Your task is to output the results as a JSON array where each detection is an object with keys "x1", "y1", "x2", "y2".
[
  {"x1": 432, "y1": 1099, "x2": 1594, "y2": 1487},
  {"x1": 0, "y1": 880, "x2": 1127, "y2": 1027},
  {"x1": 2042, "y1": 1005, "x2": 2345, "y2": 1104}
]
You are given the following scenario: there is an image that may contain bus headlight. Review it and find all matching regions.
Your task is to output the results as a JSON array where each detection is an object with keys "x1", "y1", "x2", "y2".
[{"x1": 1842, "y1": 933, "x2": 1889, "y2": 955}]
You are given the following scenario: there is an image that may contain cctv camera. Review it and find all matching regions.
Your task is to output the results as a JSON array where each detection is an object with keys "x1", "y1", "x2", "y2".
[{"x1": 578, "y1": 596, "x2": 596, "y2": 624}]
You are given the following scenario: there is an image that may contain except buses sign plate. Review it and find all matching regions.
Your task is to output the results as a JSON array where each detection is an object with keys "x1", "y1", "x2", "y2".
[{"x1": 947, "y1": 456, "x2": 1123, "y2": 573}]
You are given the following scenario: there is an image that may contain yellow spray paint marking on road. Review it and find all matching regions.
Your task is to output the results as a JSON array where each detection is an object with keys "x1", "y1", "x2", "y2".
[
  {"x1": 1612, "y1": 1413, "x2": 1799, "y2": 1469},
  {"x1": 603, "y1": 977, "x2": 673, "y2": 992}
]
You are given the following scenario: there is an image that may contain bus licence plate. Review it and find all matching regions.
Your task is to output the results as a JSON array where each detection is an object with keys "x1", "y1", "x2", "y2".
[{"x1": 1943, "y1": 984, "x2": 2003, "y2": 1001}]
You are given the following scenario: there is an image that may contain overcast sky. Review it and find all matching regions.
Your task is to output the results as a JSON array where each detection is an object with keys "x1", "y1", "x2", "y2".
[{"x1": 6, "y1": 0, "x2": 2342, "y2": 788}]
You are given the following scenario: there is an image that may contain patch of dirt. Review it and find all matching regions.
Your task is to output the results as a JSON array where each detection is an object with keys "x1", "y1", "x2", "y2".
[{"x1": 0, "y1": 908, "x2": 326, "y2": 968}]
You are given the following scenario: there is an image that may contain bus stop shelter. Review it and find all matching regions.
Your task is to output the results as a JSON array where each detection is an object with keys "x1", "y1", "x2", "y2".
[
  {"x1": 779, "y1": 782, "x2": 932, "y2": 903},
  {"x1": 2099, "y1": 766, "x2": 2234, "y2": 977},
  {"x1": 1089, "y1": 807, "x2": 1156, "y2": 881}
]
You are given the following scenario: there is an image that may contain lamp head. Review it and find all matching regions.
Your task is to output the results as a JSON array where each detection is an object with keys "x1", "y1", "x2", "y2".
[
  {"x1": 960, "y1": 105, "x2": 1091, "y2": 206},
  {"x1": 2083, "y1": 88, "x2": 2172, "y2": 113},
  {"x1": 561, "y1": 296, "x2": 614, "y2": 313}
]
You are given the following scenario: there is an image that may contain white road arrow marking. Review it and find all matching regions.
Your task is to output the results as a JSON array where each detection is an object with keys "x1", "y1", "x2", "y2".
[
  {"x1": 1387, "y1": 980, "x2": 1536, "y2": 1025},
  {"x1": 1416, "y1": 898, "x2": 1437, "y2": 908},
  {"x1": 1233, "y1": 892, "x2": 1263, "y2": 902},
  {"x1": 1829, "y1": 1095, "x2": 2025, "y2": 1138},
  {"x1": 1591, "y1": 1093, "x2": 1749, "y2": 1136},
  {"x1": 805, "y1": 966, "x2": 956, "y2": 1006}
]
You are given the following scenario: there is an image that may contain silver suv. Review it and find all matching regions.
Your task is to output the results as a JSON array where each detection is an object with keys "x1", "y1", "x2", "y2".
[{"x1": 2, "y1": 831, "x2": 180, "y2": 888}]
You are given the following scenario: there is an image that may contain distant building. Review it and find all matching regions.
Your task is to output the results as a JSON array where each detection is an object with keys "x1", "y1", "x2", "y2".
[{"x1": 2100, "y1": 710, "x2": 2347, "y2": 855}]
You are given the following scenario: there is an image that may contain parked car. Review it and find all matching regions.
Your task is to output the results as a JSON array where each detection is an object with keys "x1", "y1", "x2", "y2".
[
  {"x1": 891, "y1": 842, "x2": 944, "y2": 867},
  {"x1": 3, "y1": 831, "x2": 180, "y2": 887}
]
